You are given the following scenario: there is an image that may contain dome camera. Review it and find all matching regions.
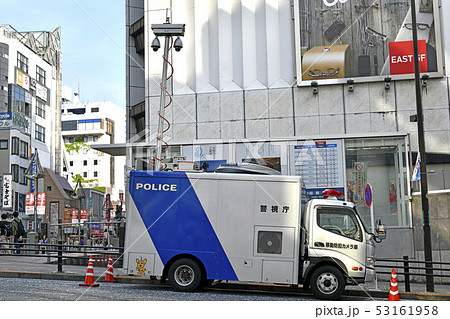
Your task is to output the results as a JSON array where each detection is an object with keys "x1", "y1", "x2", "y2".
[{"x1": 174, "y1": 37, "x2": 183, "y2": 52}]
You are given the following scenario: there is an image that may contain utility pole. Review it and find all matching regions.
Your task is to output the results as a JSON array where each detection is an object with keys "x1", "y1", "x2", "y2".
[{"x1": 410, "y1": 0, "x2": 433, "y2": 292}]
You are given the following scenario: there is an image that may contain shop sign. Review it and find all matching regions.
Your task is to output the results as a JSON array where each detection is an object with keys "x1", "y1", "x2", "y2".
[
  {"x1": 17, "y1": 70, "x2": 29, "y2": 90},
  {"x1": 0, "y1": 112, "x2": 12, "y2": 128},
  {"x1": 2, "y1": 175, "x2": 12, "y2": 209},
  {"x1": 25, "y1": 193, "x2": 47, "y2": 215},
  {"x1": 389, "y1": 40, "x2": 427, "y2": 75},
  {"x1": 36, "y1": 82, "x2": 48, "y2": 102}
]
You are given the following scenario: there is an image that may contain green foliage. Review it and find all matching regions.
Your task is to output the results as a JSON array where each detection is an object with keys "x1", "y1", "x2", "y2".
[
  {"x1": 72, "y1": 174, "x2": 98, "y2": 185},
  {"x1": 92, "y1": 186, "x2": 106, "y2": 193},
  {"x1": 65, "y1": 137, "x2": 90, "y2": 154}
]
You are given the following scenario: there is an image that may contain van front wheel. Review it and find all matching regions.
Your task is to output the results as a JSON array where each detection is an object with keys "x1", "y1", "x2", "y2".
[
  {"x1": 310, "y1": 265, "x2": 345, "y2": 300},
  {"x1": 168, "y1": 258, "x2": 203, "y2": 292}
]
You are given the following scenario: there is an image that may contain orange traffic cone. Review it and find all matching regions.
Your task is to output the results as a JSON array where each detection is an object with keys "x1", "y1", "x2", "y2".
[
  {"x1": 102, "y1": 255, "x2": 118, "y2": 283},
  {"x1": 388, "y1": 268, "x2": 399, "y2": 301},
  {"x1": 80, "y1": 256, "x2": 100, "y2": 287}
]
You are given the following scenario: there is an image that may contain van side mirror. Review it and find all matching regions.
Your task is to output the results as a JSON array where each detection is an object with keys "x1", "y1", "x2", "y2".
[{"x1": 374, "y1": 219, "x2": 386, "y2": 242}]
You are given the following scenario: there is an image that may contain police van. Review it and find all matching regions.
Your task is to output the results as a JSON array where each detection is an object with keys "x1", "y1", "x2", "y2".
[{"x1": 123, "y1": 170, "x2": 385, "y2": 299}]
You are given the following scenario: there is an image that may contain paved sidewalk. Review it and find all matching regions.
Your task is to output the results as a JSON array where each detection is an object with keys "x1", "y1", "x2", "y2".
[{"x1": 1, "y1": 255, "x2": 450, "y2": 300}]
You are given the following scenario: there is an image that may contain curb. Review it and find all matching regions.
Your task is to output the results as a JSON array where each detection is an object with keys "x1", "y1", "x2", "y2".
[{"x1": 1, "y1": 270, "x2": 449, "y2": 301}]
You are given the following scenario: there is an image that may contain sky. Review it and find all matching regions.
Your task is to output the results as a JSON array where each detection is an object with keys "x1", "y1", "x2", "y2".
[{"x1": 0, "y1": 0, "x2": 125, "y2": 108}]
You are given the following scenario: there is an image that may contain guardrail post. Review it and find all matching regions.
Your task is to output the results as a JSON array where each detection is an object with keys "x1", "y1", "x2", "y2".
[
  {"x1": 403, "y1": 256, "x2": 411, "y2": 292},
  {"x1": 57, "y1": 240, "x2": 63, "y2": 273}
]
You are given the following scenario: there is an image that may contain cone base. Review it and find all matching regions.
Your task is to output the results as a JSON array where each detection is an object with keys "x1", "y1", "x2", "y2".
[
  {"x1": 79, "y1": 283, "x2": 100, "y2": 288},
  {"x1": 100, "y1": 280, "x2": 118, "y2": 283}
]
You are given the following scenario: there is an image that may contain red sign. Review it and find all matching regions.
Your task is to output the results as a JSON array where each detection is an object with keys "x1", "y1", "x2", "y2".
[
  {"x1": 25, "y1": 193, "x2": 46, "y2": 215},
  {"x1": 72, "y1": 209, "x2": 78, "y2": 222},
  {"x1": 81, "y1": 209, "x2": 88, "y2": 221},
  {"x1": 389, "y1": 40, "x2": 427, "y2": 75},
  {"x1": 105, "y1": 194, "x2": 111, "y2": 209}
]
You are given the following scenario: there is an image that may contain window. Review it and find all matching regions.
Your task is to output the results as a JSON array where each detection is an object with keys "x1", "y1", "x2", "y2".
[
  {"x1": 83, "y1": 160, "x2": 87, "y2": 166},
  {"x1": 345, "y1": 137, "x2": 409, "y2": 227},
  {"x1": 19, "y1": 167, "x2": 26, "y2": 185},
  {"x1": 69, "y1": 161, "x2": 73, "y2": 166},
  {"x1": 0, "y1": 140, "x2": 8, "y2": 149},
  {"x1": 36, "y1": 99, "x2": 46, "y2": 118},
  {"x1": 93, "y1": 171, "x2": 98, "y2": 178},
  {"x1": 91, "y1": 107, "x2": 99, "y2": 112},
  {"x1": 11, "y1": 137, "x2": 19, "y2": 155},
  {"x1": 93, "y1": 136, "x2": 99, "y2": 142},
  {"x1": 47, "y1": 186, "x2": 52, "y2": 192},
  {"x1": 11, "y1": 164, "x2": 19, "y2": 182},
  {"x1": 83, "y1": 172, "x2": 88, "y2": 178},
  {"x1": 19, "y1": 140, "x2": 28, "y2": 159},
  {"x1": 8, "y1": 84, "x2": 31, "y2": 116},
  {"x1": 62, "y1": 120, "x2": 77, "y2": 131},
  {"x1": 94, "y1": 160, "x2": 98, "y2": 165},
  {"x1": 36, "y1": 66, "x2": 46, "y2": 86},
  {"x1": 17, "y1": 52, "x2": 28, "y2": 74},
  {"x1": 35, "y1": 124, "x2": 45, "y2": 142},
  {"x1": 106, "y1": 118, "x2": 114, "y2": 135},
  {"x1": 317, "y1": 207, "x2": 362, "y2": 242},
  {"x1": 18, "y1": 193, "x2": 25, "y2": 212}
]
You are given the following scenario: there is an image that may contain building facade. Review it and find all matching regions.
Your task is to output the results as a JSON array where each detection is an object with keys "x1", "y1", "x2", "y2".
[
  {"x1": 0, "y1": 25, "x2": 61, "y2": 217},
  {"x1": 61, "y1": 93, "x2": 126, "y2": 203},
  {"x1": 125, "y1": 1, "x2": 450, "y2": 260}
]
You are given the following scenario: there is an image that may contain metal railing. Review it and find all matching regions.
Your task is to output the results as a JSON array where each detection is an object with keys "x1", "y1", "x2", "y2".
[
  {"x1": 0, "y1": 241, "x2": 123, "y2": 272},
  {"x1": 375, "y1": 256, "x2": 450, "y2": 292}
]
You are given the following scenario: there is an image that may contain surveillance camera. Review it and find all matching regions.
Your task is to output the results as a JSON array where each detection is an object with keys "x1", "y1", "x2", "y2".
[
  {"x1": 151, "y1": 37, "x2": 160, "y2": 52},
  {"x1": 174, "y1": 37, "x2": 183, "y2": 52}
]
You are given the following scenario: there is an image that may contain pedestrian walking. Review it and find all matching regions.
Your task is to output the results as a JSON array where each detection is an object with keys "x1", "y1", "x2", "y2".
[
  {"x1": 0, "y1": 214, "x2": 11, "y2": 254},
  {"x1": 11, "y1": 212, "x2": 25, "y2": 254}
]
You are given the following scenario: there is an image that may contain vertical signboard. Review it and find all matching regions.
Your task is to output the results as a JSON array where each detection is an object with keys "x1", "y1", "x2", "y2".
[
  {"x1": 81, "y1": 209, "x2": 88, "y2": 221},
  {"x1": 16, "y1": 70, "x2": 30, "y2": 90},
  {"x1": 71, "y1": 209, "x2": 79, "y2": 224},
  {"x1": 49, "y1": 202, "x2": 59, "y2": 239},
  {"x1": 29, "y1": 154, "x2": 36, "y2": 193},
  {"x1": 2, "y1": 175, "x2": 12, "y2": 210}
]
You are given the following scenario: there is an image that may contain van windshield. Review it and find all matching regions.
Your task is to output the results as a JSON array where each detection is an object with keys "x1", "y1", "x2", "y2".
[{"x1": 354, "y1": 207, "x2": 369, "y2": 234}]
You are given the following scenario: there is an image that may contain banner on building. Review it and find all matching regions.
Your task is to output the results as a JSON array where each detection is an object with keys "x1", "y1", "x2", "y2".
[
  {"x1": 412, "y1": 153, "x2": 421, "y2": 182},
  {"x1": 25, "y1": 193, "x2": 46, "y2": 215},
  {"x1": 294, "y1": 0, "x2": 441, "y2": 84}
]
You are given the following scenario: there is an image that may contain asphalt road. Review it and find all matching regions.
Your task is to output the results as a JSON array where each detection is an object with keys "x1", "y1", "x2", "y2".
[{"x1": 0, "y1": 277, "x2": 382, "y2": 301}]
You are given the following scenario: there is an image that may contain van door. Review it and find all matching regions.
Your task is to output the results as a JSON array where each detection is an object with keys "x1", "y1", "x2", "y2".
[{"x1": 310, "y1": 206, "x2": 367, "y2": 276}]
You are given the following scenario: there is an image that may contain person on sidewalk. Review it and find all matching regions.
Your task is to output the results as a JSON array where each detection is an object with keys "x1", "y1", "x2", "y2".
[
  {"x1": 0, "y1": 214, "x2": 11, "y2": 254},
  {"x1": 11, "y1": 212, "x2": 24, "y2": 254},
  {"x1": 39, "y1": 235, "x2": 48, "y2": 254}
]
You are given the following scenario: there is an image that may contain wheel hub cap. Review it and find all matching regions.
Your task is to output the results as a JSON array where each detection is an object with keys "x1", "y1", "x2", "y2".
[
  {"x1": 175, "y1": 265, "x2": 195, "y2": 286},
  {"x1": 317, "y1": 272, "x2": 338, "y2": 294}
]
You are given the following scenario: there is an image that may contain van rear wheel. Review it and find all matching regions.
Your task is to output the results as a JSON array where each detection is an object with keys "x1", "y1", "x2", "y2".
[
  {"x1": 168, "y1": 258, "x2": 203, "y2": 292},
  {"x1": 310, "y1": 265, "x2": 345, "y2": 300}
]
